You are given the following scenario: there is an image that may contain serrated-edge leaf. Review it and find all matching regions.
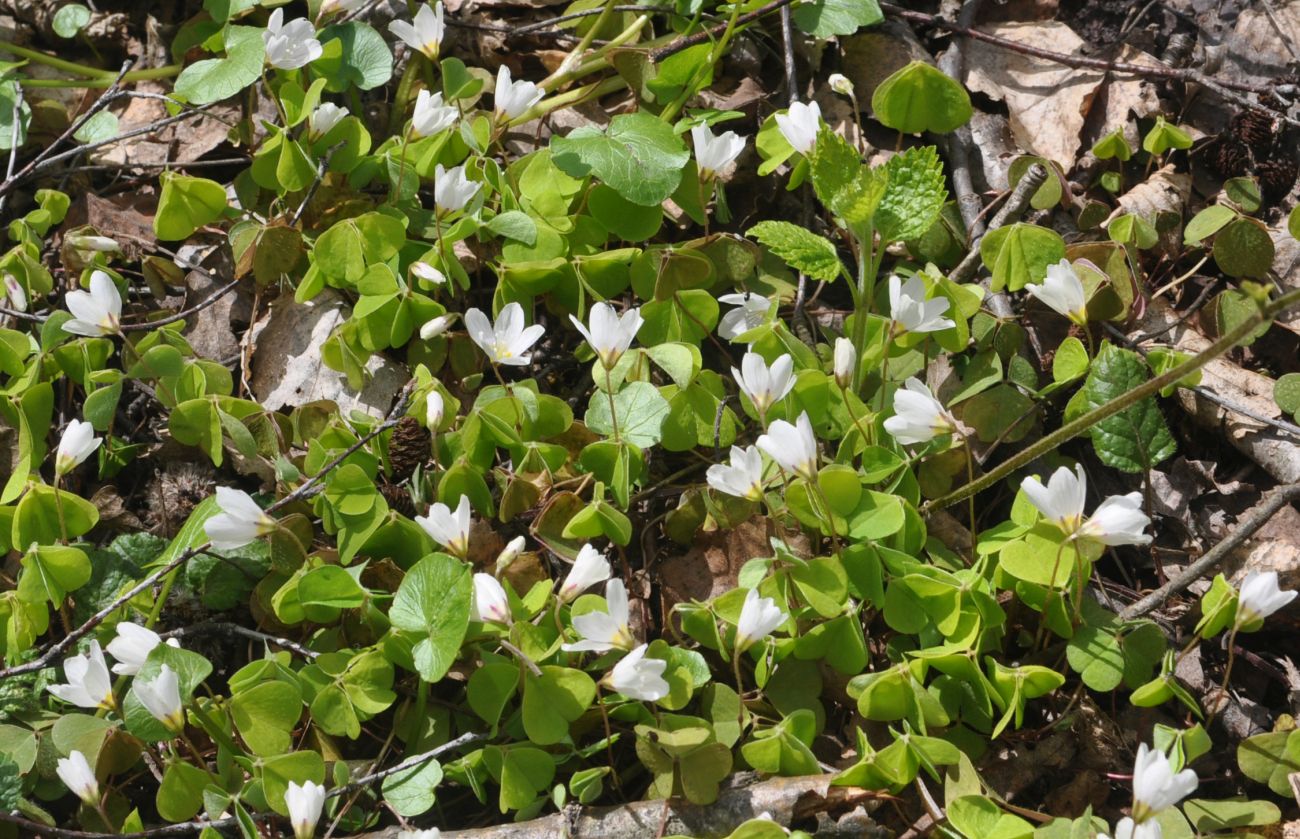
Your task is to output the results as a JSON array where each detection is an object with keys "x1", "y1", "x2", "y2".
[{"x1": 747, "y1": 220, "x2": 842, "y2": 281}]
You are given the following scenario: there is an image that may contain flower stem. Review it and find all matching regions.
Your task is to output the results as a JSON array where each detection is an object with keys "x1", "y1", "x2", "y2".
[
  {"x1": 924, "y1": 287, "x2": 1300, "y2": 514},
  {"x1": 731, "y1": 646, "x2": 746, "y2": 730},
  {"x1": 603, "y1": 363, "x2": 621, "y2": 443},
  {"x1": 0, "y1": 40, "x2": 116, "y2": 78}
]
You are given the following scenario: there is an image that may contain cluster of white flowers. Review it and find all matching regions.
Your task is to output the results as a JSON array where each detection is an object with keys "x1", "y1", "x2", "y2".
[{"x1": 1021, "y1": 464, "x2": 1151, "y2": 546}]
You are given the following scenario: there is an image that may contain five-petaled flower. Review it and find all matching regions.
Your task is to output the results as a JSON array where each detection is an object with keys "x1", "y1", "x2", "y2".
[
  {"x1": 205, "y1": 487, "x2": 277, "y2": 551},
  {"x1": 563, "y1": 579, "x2": 634, "y2": 652},
  {"x1": 133, "y1": 663, "x2": 185, "y2": 732},
  {"x1": 775, "y1": 101, "x2": 821, "y2": 154},
  {"x1": 718, "y1": 292, "x2": 770, "y2": 341},
  {"x1": 883, "y1": 378, "x2": 956, "y2": 446},
  {"x1": 465, "y1": 302, "x2": 544, "y2": 366},
  {"x1": 493, "y1": 65, "x2": 543, "y2": 121},
  {"x1": 692, "y1": 123, "x2": 746, "y2": 181},
  {"x1": 416, "y1": 495, "x2": 472, "y2": 557},
  {"x1": 412, "y1": 90, "x2": 458, "y2": 138},
  {"x1": 309, "y1": 103, "x2": 347, "y2": 137},
  {"x1": 107, "y1": 622, "x2": 180, "y2": 676},
  {"x1": 606, "y1": 644, "x2": 670, "y2": 701},
  {"x1": 1234, "y1": 570, "x2": 1297, "y2": 630},
  {"x1": 756, "y1": 412, "x2": 819, "y2": 480},
  {"x1": 569, "y1": 302, "x2": 643, "y2": 369},
  {"x1": 1130, "y1": 742, "x2": 1197, "y2": 824},
  {"x1": 734, "y1": 588, "x2": 786, "y2": 653},
  {"x1": 471, "y1": 572, "x2": 511, "y2": 624},
  {"x1": 390, "y1": 2, "x2": 446, "y2": 60},
  {"x1": 263, "y1": 9, "x2": 322, "y2": 70},
  {"x1": 48, "y1": 640, "x2": 114, "y2": 710},
  {"x1": 56, "y1": 750, "x2": 99, "y2": 805},
  {"x1": 1026, "y1": 259, "x2": 1089, "y2": 325},
  {"x1": 1020, "y1": 465, "x2": 1151, "y2": 546},
  {"x1": 286, "y1": 780, "x2": 327, "y2": 839},
  {"x1": 55, "y1": 419, "x2": 101, "y2": 478},
  {"x1": 433, "y1": 163, "x2": 480, "y2": 214},
  {"x1": 64, "y1": 270, "x2": 122, "y2": 337},
  {"x1": 889, "y1": 274, "x2": 955, "y2": 335},
  {"x1": 706, "y1": 445, "x2": 765, "y2": 501},
  {"x1": 558, "y1": 544, "x2": 611, "y2": 604},
  {"x1": 732, "y1": 352, "x2": 796, "y2": 417}
]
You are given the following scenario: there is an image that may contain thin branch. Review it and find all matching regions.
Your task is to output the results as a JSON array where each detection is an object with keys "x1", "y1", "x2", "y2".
[
  {"x1": 0, "y1": 811, "x2": 273, "y2": 839},
  {"x1": 161, "y1": 621, "x2": 320, "y2": 659},
  {"x1": 950, "y1": 162, "x2": 1047, "y2": 285},
  {"x1": 1120, "y1": 482, "x2": 1300, "y2": 619},
  {"x1": 118, "y1": 277, "x2": 242, "y2": 332},
  {"x1": 650, "y1": 0, "x2": 798, "y2": 61},
  {"x1": 23, "y1": 108, "x2": 210, "y2": 182},
  {"x1": 327, "y1": 731, "x2": 489, "y2": 798}
]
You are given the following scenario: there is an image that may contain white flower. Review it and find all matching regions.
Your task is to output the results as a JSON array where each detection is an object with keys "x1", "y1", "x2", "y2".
[
  {"x1": 319, "y1": 0, "x2": 366, "y2": 17},
  {"x1": 889, "y1": 274, "x2": 954, "y2": 335},
  {"x1": 65, "y1": 234, "x2": 120, "y2": 253},
  {"x1": 286, "y1": 779, "x2": 327, "y2": 839},
  {"x1": 63, "y1": 270, "x2": 122, "y2": 337},
  {"x1": 411, "y1": 89, "x2": 458, "y2": 138},
  {"x1": 1026, "y1": 259, "x2": 1088, "y2": 325},
  {"x1": 1080, "y1": 492, "x2": 1152, "y2": 546},
  {"x1": 1020, "y1": 465, "x2": 1151, "y2": 545},
  {"x1": 415, "y1": 495, "x2": 472, "y2": 557},
  {"x1": 706, "y1": 445, "x2": 765, "y2": 501},
  {"x1": 1235, "y1": 570, "x2": 1297, "y2": 629},
  {"x1": 559, "y1": 544, "x2": 611, "y2": 603},
  {"x1": 56, "y1": 750, "x2": 99, "y2": 805},
  {"x1": 419, "y1": 314, "x2": 455, "y2": 340},
  {"x1": 205, "y1": 487, "x2": 276, "y2": 551},
  {"x1": 717, "y1": 292, "x2": 770, "y2": 341},
  {"x1": 735, "y1": 588, "x2": 786, "y2": 652},
  {"x1": 691, "y1": 123, "x2": 745, "y2": 181},
  {"x1": 309, "y1": 103, "x2": 347, "y2": 136},
  {"x1": 883, "y1": 377, "x2": 955, "y2": 445},
  {"x1": 732, "y1": 352, "x2": 796, "y2": 416},
  {"x1": 606, "y1": 644, "x2": 669, "y2": 701},
  {"x1": 425, "y1": 391, "x2": 444, "y2": 428},
  {"x1": 833, "y1": 337, "x2": 856, "y2": 389},
  {"x1": 1106, "y1": 818, "x2": 1162, "y2": 839},
  {"x1": 55, "y1": 419, "x2": 101, "y2": 477},
  {"x1": 397, "y1": 830, "x2": 442, "y2": 839},
  {"x1": 756, "y1": 412, "x2": 819, "y2": 480},
  {"x1": 465, "y1": 302, "x2": 544, "y2": 366},
  {"x1": 563, "y1": 579, "x2": 634, "y2": 652},
  {"x1": 495, "y1": 535, "x2": 526, "y2": 574},
  {"x1": 133, "y1": 663, "x2": 185, "y2": 732},
  {"x1": 493, "y1": 65, "x2": 543, "y2": 121},
  {"x1": 2, "y1": 273, "x2": 25, "y2": 312},
  {"x1": 263, "y1": 9, "x2": 323, "y2": 70},
  {"x1": 1131, "y1": 742, "x2": 1197, "y2": 822},
  {"x1": 828, "y1": 73, "x2": 854, "y2": 95},
  {"x1": 569, "y1": 302, "x2": 643, "y2": 369},
  {"x1": 471, "y1": 572, "x2": 511, "y2": 624},
  {"x1": 411, "y1": 261, "x2": 446, "y2": 285},
  {"x1": 106, "y1": 622, "x2": 179, "y2": 676},
  {"x1": 775, "y1": 100, "x2": 821, "y2": 154},
  {"x1": 433, "y1": 163, "x2": 480, "y2": 214},
  {"x1": 48, "y1": 640, "x2": 114, "y2": 710},
  {"x1": 390, "y1": 2, "x2": 445, "y2": 59}
]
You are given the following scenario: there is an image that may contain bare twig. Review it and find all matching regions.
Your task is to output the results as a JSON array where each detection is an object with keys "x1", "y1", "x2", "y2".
[
  {"x1": 935, "y1": 0, "x2": 985, "y2": 238},
  {"x1": 1120, "y1": 482, "x2": 1300, "y2": 619},
  {"x1": 161, "y1": 621, "x2": 320, "y2": 659},
  {"x1": 328, "y1": 731, "x2": 488, "y2": 798},
  {"x1": 118, "y1": 277, "x2": 242, "y2": 332},
  {"x1": 0, "y1": 811, "x2": 273, "y2": 839},
  {"x1": 23, "y1": 108, "x2": 209, "y2": 182},
  {"x1": 950, "y1": 162, "x2": 1047, "y2": 285}
]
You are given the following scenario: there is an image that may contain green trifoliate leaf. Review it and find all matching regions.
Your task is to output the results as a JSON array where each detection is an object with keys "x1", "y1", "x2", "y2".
[
  {"x1": 871, "y1": 61, "x2": 972, "y2": 135},
  {"x1": 552, "y1": 113, "x2": 691, "y2": 206}
]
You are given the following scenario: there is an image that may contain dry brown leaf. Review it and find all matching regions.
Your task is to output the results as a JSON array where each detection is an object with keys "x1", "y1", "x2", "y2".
[
  {"x1": 248, "y1": 289, "x2": 410, "y2": 417},
  {"x1": 963, "y1": 22, "x2": 1160, "y2": 171}
]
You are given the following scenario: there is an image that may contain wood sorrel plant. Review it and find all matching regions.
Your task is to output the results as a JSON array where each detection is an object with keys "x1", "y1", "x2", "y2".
[{"x1": 0, "y1": 2, "x2": 1297, "y2": 838}]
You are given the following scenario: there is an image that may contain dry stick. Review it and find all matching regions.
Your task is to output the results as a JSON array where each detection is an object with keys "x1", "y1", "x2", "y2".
[
  {"x1": 1120, "y1": 482, "x2": 1300, "y2": 620},
  {"x1": 650, "y1": 0, "x2": 798, "y2": 61},
  {"x1": 934, "y1": 0, "x2": 985, "y2": 238},
  {"x1": 879, "y1": 3, "x2": 1300, "y2": 128},
  {"x1": 117, "y1": 277, "x2": 242, "y2": 331},
  {"x1": 0, "y1": 811, "x2": 274, "y2": 839},
  {"x1": 950, "y1": 162, "x2": 1048, "y2": 286},
  {"x1": 22, "y1": 108, "x2": 209, "y2": 182},
  {"x1": 161, "y1": 621, "x2": 320, "y2": 659},
  {"x1": 922, "y1": 288, "x2": 1300, "y2": 514},
  {"x1": 0, "y1": 384, "x2": 415, "y2": 681},
  {"x1": 327, "y1": 730, "x2": 488, "y2": 798}
]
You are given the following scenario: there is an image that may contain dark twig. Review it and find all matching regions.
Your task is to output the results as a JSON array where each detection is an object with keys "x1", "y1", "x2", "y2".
[
  {"x1": 0, "y1": 811, "x2": 273, "y2": 839},
  {"x1": 1120, "y1": 483, "x2": 1300, "y2": 619},
  {"x1": 651, "y1": 0, "x2": 798, "y2": 61},
  {"x1": 23, "y1": 108, "x2": 209, "y2": 182},
  {"x1": 118, "y1": 277, "x2": 242, "y2": 332},
  {"x1": 950, "y1": 162, "x2": 1047, "y2": 286},
  {"x1": 291, "y1": 144, "x2": 341, "y2": 227},
  {"x1": 934, "y1": 0, "x2": 985, "y2": 238},
  {"x1": 327, "y1": 731, "x2": 488, "y2": 798},
  {"x1": 0, "y1": 304, "x2": 45, "y2": 322},
  {"x1": 161, "y1": 621, "x2": 320, "y2": 659}
]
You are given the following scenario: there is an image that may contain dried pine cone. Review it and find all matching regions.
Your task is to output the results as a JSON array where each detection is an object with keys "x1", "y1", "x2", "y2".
[
  {"x1": 1230, "y1": 109, "x2": 1277, "y2": 157},
  {"x1": 1257, "y1": 157, "x2": 1298, "y2": 203},
  {"x1": 1213, "y1": 139, "x2": 1251, "y2": 178},
  {"x1": 378, "y1": 480, "x2": 417, "y2": 518},
  {"x1": 388, "y1": 416, "x2": 431, "y2": 482}
]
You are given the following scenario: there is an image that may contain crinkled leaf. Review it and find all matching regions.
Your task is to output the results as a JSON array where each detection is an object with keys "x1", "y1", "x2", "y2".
[
  {"x1": 746, "y1": 220, "x2": 842, "y2": 281},
  {"x1": 1082, "y1": 344, "x2": 1176, "y2": 472},
  {"x1": 875, "y1": 145, "x2": 947, "y2": 243}
]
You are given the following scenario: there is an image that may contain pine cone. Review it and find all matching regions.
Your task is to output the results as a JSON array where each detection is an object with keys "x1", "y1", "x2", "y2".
[
  {"x1": 377, "y1": 480, "x2": 417, "y2": 518},
  {"x1": 388, "y1": 416, "x2": 431, "y2": 482},
  {"x1": 1257, "y1": 157, "x2": 1298, "y2": 203},
  {"x1": 1230, "y1": 109, "x2": 1277, "y2": 157},
  {"x1": 1213, "y1": 139, "x2": 1251, "y2": 178}
]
